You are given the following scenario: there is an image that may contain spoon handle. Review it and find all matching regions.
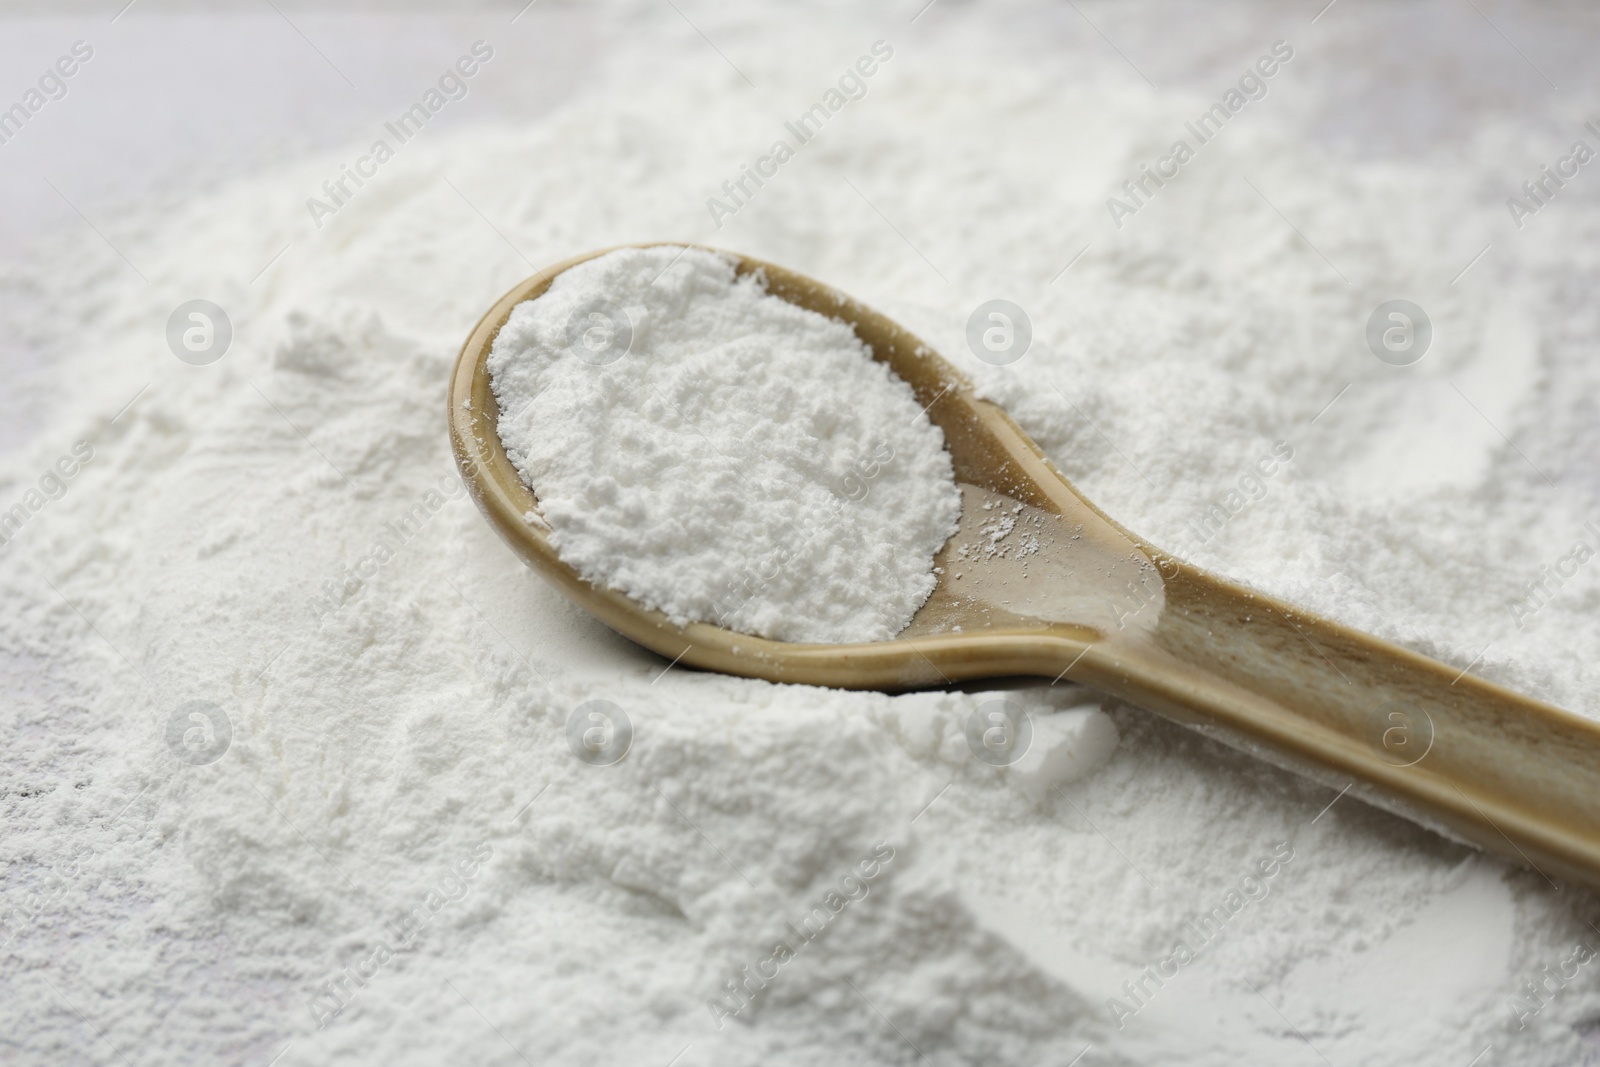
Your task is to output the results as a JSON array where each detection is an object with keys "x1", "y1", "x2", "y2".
[
  {"x1": 1065, "y1": 563, "x2": 1600, "y2": 889},
  {"x1": 450, "y1": 247, "x2": 1600, "y2": 890}
]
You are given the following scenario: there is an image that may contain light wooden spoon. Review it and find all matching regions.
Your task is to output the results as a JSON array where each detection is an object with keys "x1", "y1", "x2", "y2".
[{"x1": 449, "y1": 244, "x2": 1600, "y2": 892}]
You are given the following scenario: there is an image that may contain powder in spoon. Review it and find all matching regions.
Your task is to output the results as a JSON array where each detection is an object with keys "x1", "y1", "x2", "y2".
[{"x1": 486, "y1": 245, "x2": 963, "y2": 643}]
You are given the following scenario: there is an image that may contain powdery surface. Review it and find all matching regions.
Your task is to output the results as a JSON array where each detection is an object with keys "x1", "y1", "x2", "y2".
[
  {"x1": 3, "y1": 5, "x2": 1600, "y2": 1067},
  {"x1": 486, "y1": 245, "x2": 961, "y2": 643}
]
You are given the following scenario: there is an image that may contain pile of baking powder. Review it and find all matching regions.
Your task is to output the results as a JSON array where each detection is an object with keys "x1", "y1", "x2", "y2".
[
  {"x1": 486, "y1": 245, "x2": 961, "y2": 643},
  {"x1": 4, "y1": 5, "x2": 1600, "y2": 1066}
]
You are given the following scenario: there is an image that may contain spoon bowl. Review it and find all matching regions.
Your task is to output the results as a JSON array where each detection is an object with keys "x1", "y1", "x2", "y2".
[{"x1": 451, "y1": 244, "x2": 1600, "y2": 892}]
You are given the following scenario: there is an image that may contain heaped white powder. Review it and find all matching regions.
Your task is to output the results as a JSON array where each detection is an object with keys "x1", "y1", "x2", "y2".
[
  {"x1": 486, "y1": 245, "x2": 962, "y2": 643},
  {"x1": 6, "y1": 6, "x2": 1600, "y2": 1067}
]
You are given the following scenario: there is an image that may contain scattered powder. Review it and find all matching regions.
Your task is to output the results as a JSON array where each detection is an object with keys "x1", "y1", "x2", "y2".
[
  {"x1": 4, "y1": 7, "x2": 1600, "y2": 1067},
  {"x1": 486, "y1": 245, "x2": 961, "y2": 643}
]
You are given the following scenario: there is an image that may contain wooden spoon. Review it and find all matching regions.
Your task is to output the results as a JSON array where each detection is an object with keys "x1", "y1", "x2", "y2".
[{"x1": 449, "y1": 244, "x2": 1600, "y2": 892}]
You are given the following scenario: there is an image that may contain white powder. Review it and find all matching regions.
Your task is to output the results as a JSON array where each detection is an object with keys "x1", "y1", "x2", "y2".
[
  {"x1": 486, "y1": 245, "x2": 961, "y2": 643},
  {"x1": 5, "y1": 7, "x2": 1600, "y2": 1067}
]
